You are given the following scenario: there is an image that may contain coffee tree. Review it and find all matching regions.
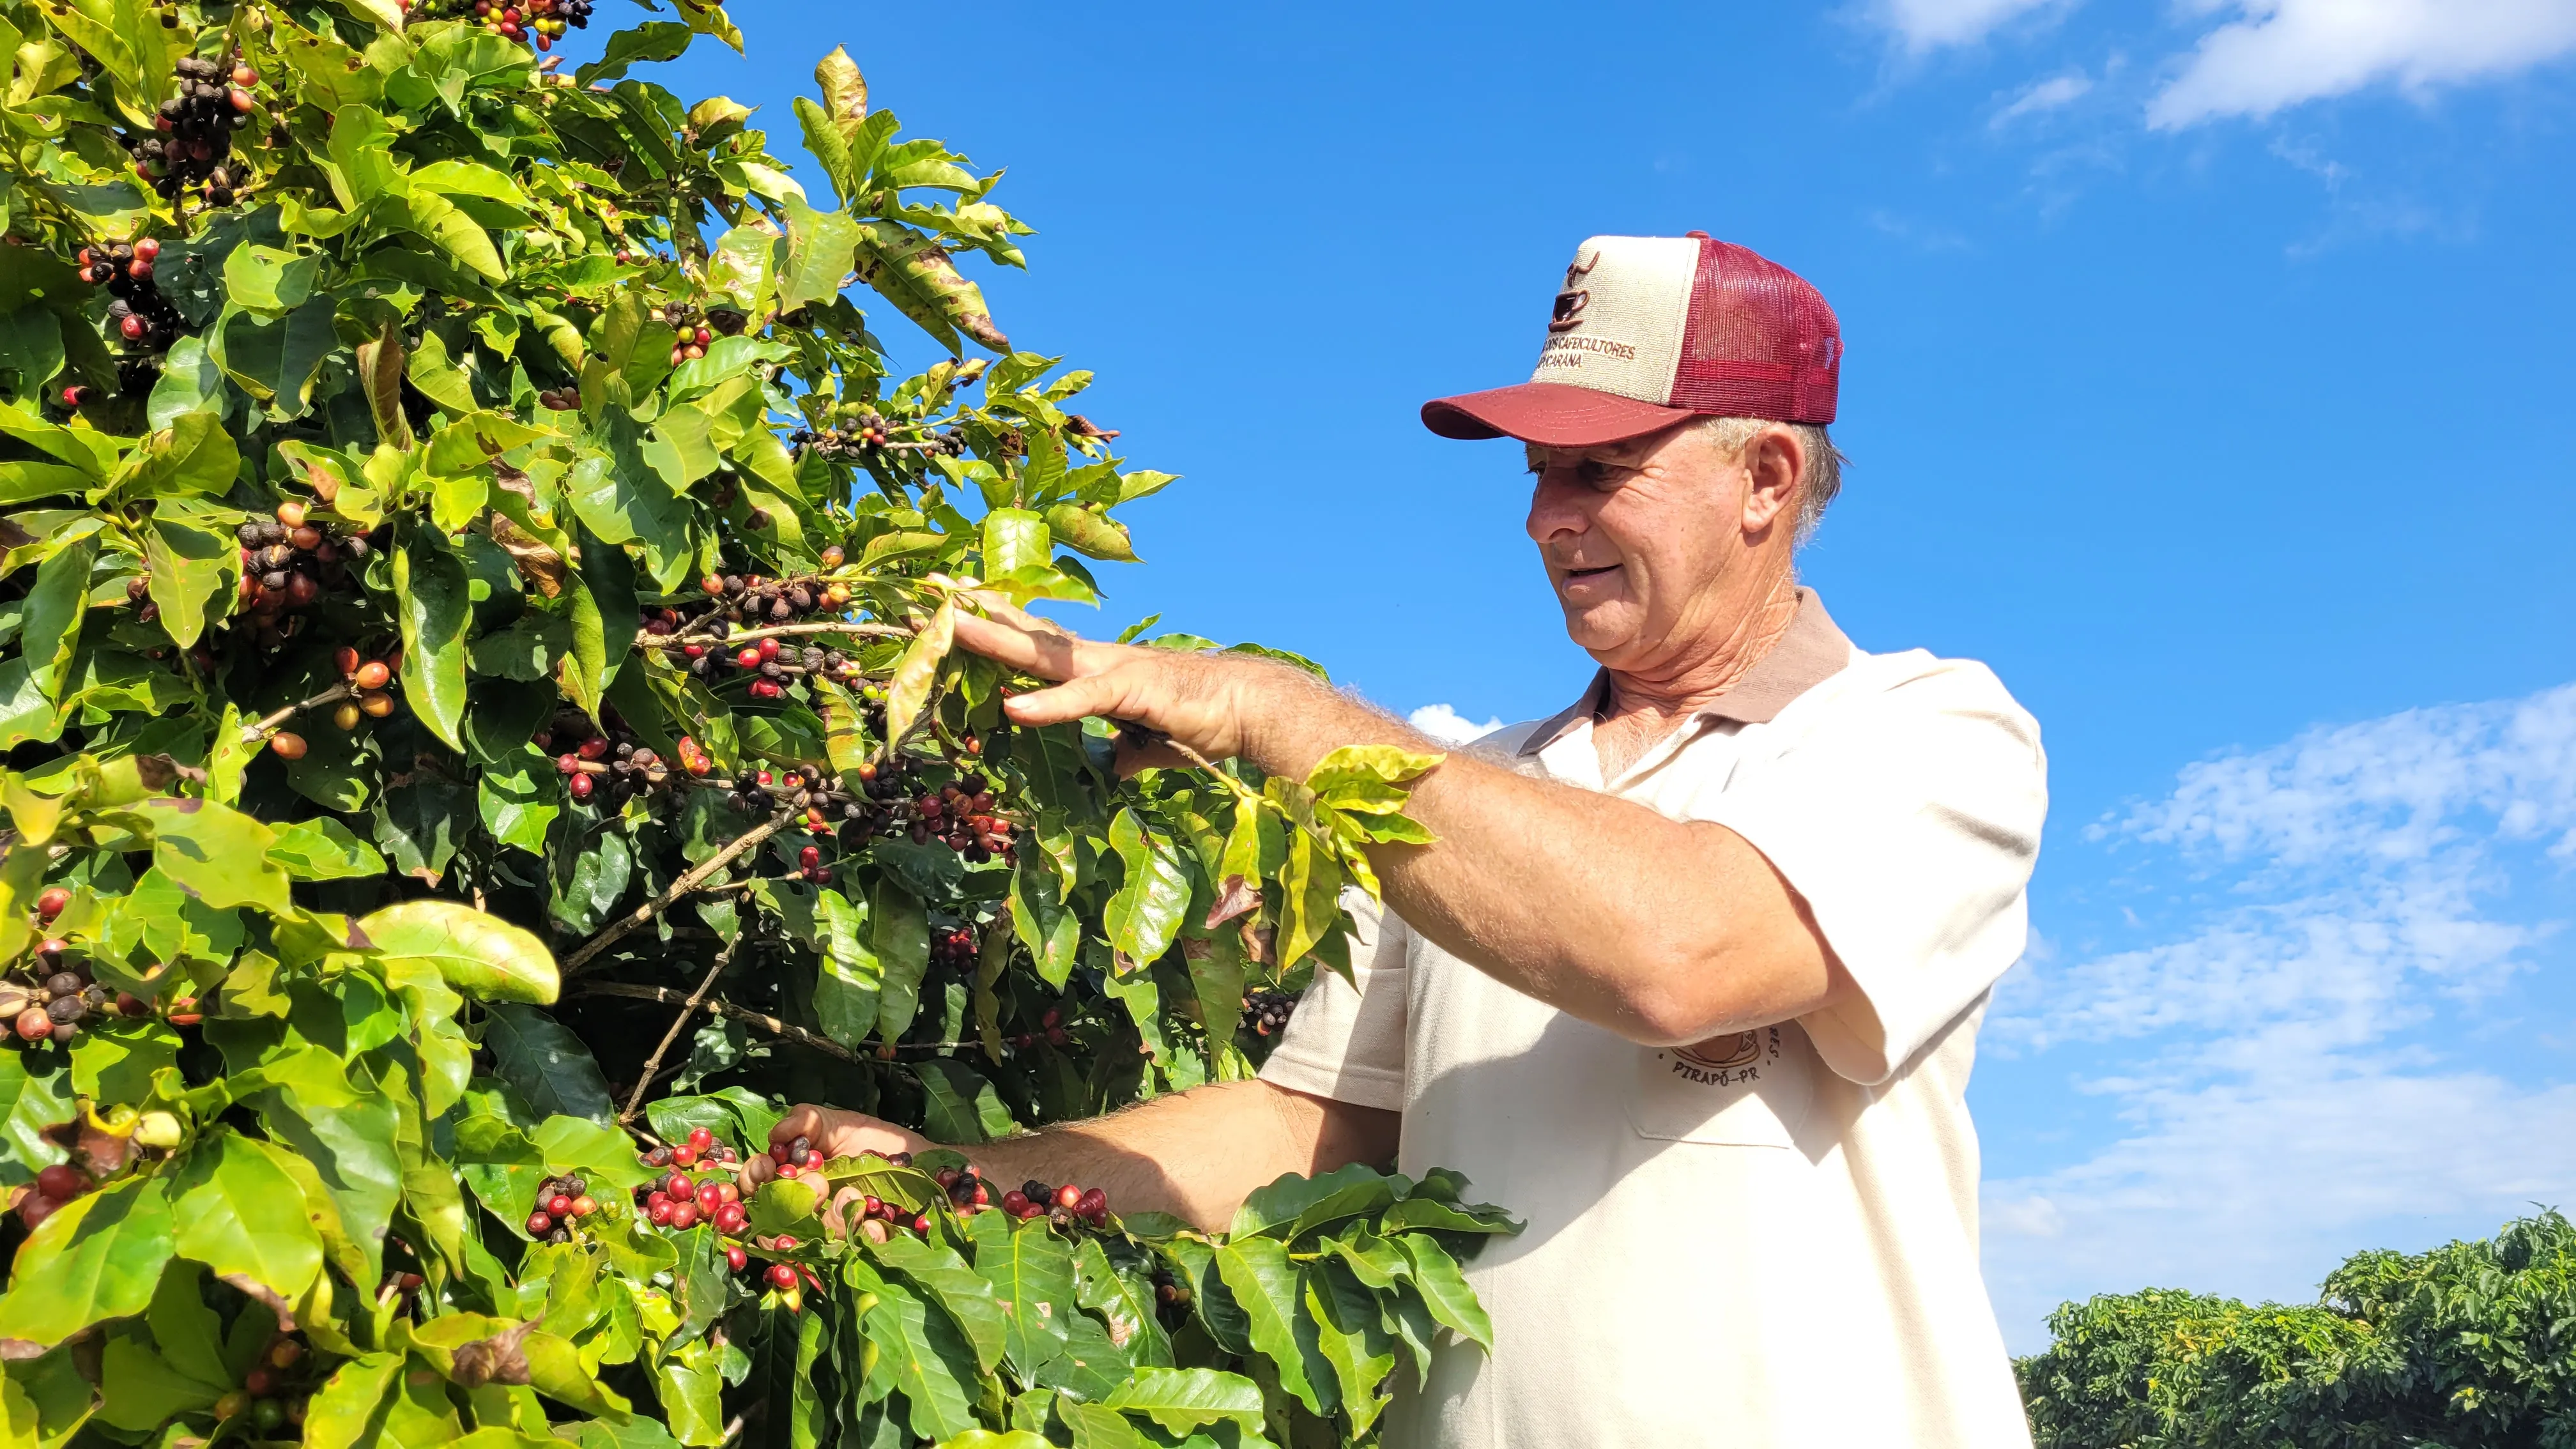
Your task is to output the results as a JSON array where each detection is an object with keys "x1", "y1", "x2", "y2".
[{"x1": 0, "y1": 2, "x2": 1514, "y2": 1445}]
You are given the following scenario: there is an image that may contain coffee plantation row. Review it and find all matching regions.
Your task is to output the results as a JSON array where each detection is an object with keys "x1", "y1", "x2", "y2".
[{"x1": 0, "y1": 0, "x2": 1515, "y2": 1444}]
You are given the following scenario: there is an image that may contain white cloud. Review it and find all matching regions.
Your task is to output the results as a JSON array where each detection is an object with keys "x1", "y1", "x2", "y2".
[
  {"x1": 2149, "y1": 0, "x2": 2576, "y2": 128},
  {"x1": 1870, "y1": 0, "x2": 2069, "y2": 51},
  {"x1": 1982, "y1": 682, "x2": 2576, "y2": 1346},
  {"x1": 1992, "y1": 69, "x2": 2094, "y2": 125},
  {"x1": 1407, "y1": 704, "x2": 1505, "y2": 746}
]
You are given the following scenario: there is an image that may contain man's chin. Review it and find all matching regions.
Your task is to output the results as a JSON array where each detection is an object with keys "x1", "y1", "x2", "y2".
[{"x1": 1557, "y1": 606, "x2": 1641, "y2": 660}]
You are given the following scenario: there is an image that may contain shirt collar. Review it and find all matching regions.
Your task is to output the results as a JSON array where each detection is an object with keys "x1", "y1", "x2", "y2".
[{"x1": 1516, "y1": 587, "x2": 1855, "y2": 758}]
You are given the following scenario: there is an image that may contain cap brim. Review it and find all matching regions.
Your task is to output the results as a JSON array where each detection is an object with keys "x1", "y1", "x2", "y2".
[{"x1": 1420, "y1": 381, "x2": 1698, "y2": 448}]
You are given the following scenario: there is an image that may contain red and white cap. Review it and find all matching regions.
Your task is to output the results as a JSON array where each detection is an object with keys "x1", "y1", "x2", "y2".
[{"x1": 1422, "y1": 233, "x2": 1841, "y2": 448}]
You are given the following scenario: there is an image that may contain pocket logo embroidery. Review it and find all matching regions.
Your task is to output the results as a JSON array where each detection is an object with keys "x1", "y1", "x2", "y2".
[{"x1": 1662, "y1": 1026, "x2": 1784, "y2": 1087}]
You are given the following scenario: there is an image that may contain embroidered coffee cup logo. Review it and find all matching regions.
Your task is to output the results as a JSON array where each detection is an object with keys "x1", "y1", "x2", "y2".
[{"x1": 1548, "y1": 251, "x2": 1598, "y2": 334}]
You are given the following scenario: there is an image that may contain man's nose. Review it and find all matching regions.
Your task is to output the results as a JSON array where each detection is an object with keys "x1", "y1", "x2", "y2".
[{"x1": 1525, "y1": 478, "x2": 1591, "y2": 545}]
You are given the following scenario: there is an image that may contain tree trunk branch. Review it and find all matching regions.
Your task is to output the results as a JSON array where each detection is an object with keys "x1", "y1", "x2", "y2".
[
  {"x1": 562, "y1": 811, "x2": 792, "y2": 976},
  {"x1": 619, "y1": 934, "x2": 741, "y2": 1125}
]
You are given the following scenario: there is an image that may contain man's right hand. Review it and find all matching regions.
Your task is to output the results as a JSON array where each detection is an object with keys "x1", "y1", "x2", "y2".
[{"x1": 739, "y1": 1105, "x2": 935, "y2": 1191}]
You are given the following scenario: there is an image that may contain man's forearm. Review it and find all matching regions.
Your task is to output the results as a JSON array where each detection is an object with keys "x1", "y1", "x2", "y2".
[
  {"x1": 1241, "y1": 682, "x2": 1839, "y2": 1046},
  {"x1": 965, "y1": 1080, "x2": 1398, "y2": 1232}
]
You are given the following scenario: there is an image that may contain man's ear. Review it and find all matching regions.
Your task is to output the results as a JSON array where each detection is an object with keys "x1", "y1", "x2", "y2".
[{"x1": 1740, "y1": 427, "x2": 1806, "y2": 538}]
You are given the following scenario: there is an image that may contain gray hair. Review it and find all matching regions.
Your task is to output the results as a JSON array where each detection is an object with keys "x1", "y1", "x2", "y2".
[{"x1": 1694, "y1": 416, "x2": 1846, "y2": 544}]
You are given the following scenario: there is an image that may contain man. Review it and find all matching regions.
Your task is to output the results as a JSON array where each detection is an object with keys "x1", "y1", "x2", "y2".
[{"x1": 754, "y1": 234, "x2": 2046, "y2": 1446}]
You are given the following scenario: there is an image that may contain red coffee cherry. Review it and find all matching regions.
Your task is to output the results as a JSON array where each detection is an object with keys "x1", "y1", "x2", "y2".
[{"x1": 766, "y1": 1264, "x2": 797, "y2": 1289}]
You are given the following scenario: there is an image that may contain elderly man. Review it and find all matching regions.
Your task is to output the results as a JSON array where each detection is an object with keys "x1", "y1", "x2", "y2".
[{"x1": 758, "y1": 234, "x2": 2046, "y2": 1446}]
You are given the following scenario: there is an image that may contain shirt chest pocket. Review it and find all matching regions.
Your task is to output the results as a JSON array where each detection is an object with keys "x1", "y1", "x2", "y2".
[{"x1": 1624, "y1": 1022, "x2": 1817, "y2": 1147}]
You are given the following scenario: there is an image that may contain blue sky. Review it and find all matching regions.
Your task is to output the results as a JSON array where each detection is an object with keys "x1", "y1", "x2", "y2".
[{"x1": 643, "y1": 1, "x2": 2576, "y2": 1346}]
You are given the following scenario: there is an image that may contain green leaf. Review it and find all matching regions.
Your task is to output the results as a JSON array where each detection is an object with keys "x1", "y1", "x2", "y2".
[
  {"x1": 1374, "y1": 1197, "x2": 1519, "y2": 1236},
  {"x1": 981, "y1": 507, "x2": 1050, "y2": 576},
  {"x1": 1073, "y1": 1236, "x2": 1169, "y2": 1368},
  {"x1": 215, "y1": 298, "x2": 340, "y2": 418},
  {"x1": 109, "y1": 410, "x2": 238, "y2": 500},
  {"x1": 576, "y1": 20, "x2": 693, "y2": 84},
  {"x1": 96, "y1": 1333, "x2": 225, "y2": 1432},
  {"x1": 247, "y1": 1048, "x2": 401, "y2": 1286},
  {"x1": 1060, "y1": 1402, "x2": 1149, "y2": 1449},
  {"x1": 146, "y1": 1260, "x2": 232, "y2": 1390},
  {"x1": 142, "y1": 514, "x2": 234, "y2": 651},
  {"x1": 395, "y1": 536, "x2": 472, "y2": 751},
  {"x1": 863, "y1": 1277, "x2": 980, "y2": 1443},
  {"x1": 116, "y1": 795, "x2": 291, "y2": 914},
  {"x1": 146, "y1": 337, "x2": 226, "y2": 432},
  {"x1": 482, "y1": 1002, "x2": 616, "y2": 1122},
  {"x1": 852, "y1": 218, "x2": 1006, "y2": 353},
  {"x1": 813, "y1": 45, "x2": 868, "y2": 135},
  {"x1": 1305, "y1": 1259, "x2": 1396, "y2": 1432},
  {"x1": 356, "y1": 900, "x2": 560, "y2": 1005},
  {"x1": 169, "y1": 1130, "x2": 324, "y2": 1305},
  {"x1": 302, "y1": 1353, "x2": 401, "y2": 1449},
  {"x1": 1229, "y1": 1163, "x2": 1400, "y2": 1241},
  {"x1": 1099, "y1": 1367, "x2": 1266, "y2": 1436},
  {"x1": 774, "y1": 196, "x2": 862, "y2": 316},
  {"x1": 871, "y1": 876, "x2": 930, "y2": 1044},
  {"x1": 324, "y1": 104, "x2": 401, "y2": 207},
  {"x1": 868, "y1": 1231, "x2": 1009, "y2": 1376},
  {"x1": 1211, "y1": 1236, "x2": 1332, "y2": 1416},
  {"x1": 968, "y1": 1215, "x2": 1075, "y2": 1379},
  {"x1": 1007, "y1": 855, "x2": 1081, "y2": 989},
  {"x1": 220, "y1": 245, "x2": 321, "y2": 313},
  {"x1": 1305, "y1": 744, "x2": 1444, "y2": 802},
  {"x1": 266, "y1": 816, "x2": 387, "y2": 880},
  {"x1": 653, "y1": 1339, "x2": 727, "y2": 1446},
  {"x1": 355, "y1": 321, "x2": 411, "y2": 450},
  {"x1": 880, "y1": 595, "x2": 954, "y2": 756},
  {"x1": 401, "y1": 190, "x2": 506, "y2": 281},
  {"x1": 68, "y1": 1020, "x2": 180, "y2": 1102},
  {"x1": 1042, "y1": 503, "x2": 1137, "y2": 564},
  {"x1": 1392, "y1": 1233, "x2": 1492, "y2": 1350},
  {"x1": 910, "y1": 1057, "x2": 1009, "y2": 1145},
  {"x1": 0, "y1": 1174, "x2": 175, "y2": 1349},
  {"x1": 0, "y1": 1054, "x2": 73, "y2": 1190},
  {"x1": 813, "y1": 887, "x2": 880, "y2": 1047},
  {"x1": 1105, "y1": 808, "x2": 1189, "y2": 972}
]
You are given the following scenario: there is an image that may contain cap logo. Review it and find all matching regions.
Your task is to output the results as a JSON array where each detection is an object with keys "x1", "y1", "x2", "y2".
[{"x1": 1547, "y1": 251, "x2": 1598, "y2": 334}]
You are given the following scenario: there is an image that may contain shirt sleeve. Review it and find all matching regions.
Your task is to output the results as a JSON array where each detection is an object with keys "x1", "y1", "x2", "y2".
[
  {"x1": 1255, "y1": 890, "x2": 1410, "y2": 1110},
  {"x1": 1698, "y1": 654, "x2": 2047, "y2": 1087}
]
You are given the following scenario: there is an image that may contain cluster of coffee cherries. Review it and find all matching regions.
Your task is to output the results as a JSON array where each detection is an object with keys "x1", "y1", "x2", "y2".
[
  {"x1": 5, "y1": 942, "x2": 112, "y2": 1046},
  {"x1": 992, "y1": 1174, "x2": 1112, "y2": 1230},
  {"x1": 234, "y1": 500, "x2": 374, "y2": 645},
  {"x1": 906, "y1": 772, "x2": 1017, "y2": 863},
  {"x1": 130, "y1": 54, "x2": 257, "y2": 207},
  {"x1": 535, "y1": 383, "x2": 581, "y2": 412},
  {"x1": 1245, "y1": 988, "x2": 1297, "y2": 1038},
  {"x1": 410, "y1": 0, "x2": 592, "y2": 49},
  {"x1": 536, "y1": 714, "x2": 677, "y2": 805},
  {"x1": 932, "y1": 924, "x2": 977, "y2": 969},
  {"x1": 728, "y1": 764, "x2": 871, "y2": 838},
  {"x1": 1002, "y1": 1006, "x2": 1072, "y2": 1053},
  {"x1": 208, "y1": 1332, "x2": 312, "y2": 1434},
  {"x1": 268, "y1": 644, "x2": 402, "y2": 762},
  {"x1": 634, "y1": 1128, "x2": 748, "y2": 1238},
  {"x1": 788, "y1": 410, "x2": 965, "y2": 463},
  {"x1": 4, "y1": 898, "x2": 150, "y2": 1048},
  {"x1": 66, "y1": 236, "x2": 185, "y2": 358},
  {"x1": 525, "y1": 1174, "x2": 601, "y2": 1244}
]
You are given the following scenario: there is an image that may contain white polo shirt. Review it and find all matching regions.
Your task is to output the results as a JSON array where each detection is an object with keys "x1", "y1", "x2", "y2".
[{"x1": 1259, "y1": 590, "x2": 2046, "y2": 1448}]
